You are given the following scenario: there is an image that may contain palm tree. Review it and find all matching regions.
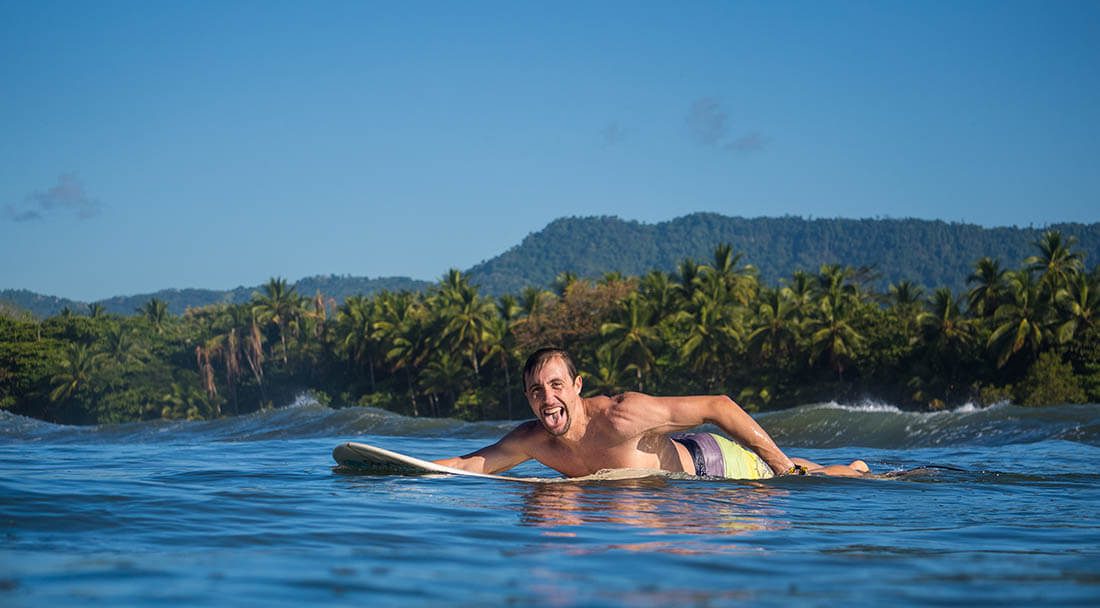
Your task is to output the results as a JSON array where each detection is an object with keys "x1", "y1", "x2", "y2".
[
  {"x1": 375, "y1": 291, "x2": 429, "y2": 415},
  {"x1": 195, "y1": 344, "x2": 218, "y2": 402},
  {"x1": 988, "y1": 270, "x2": 1052, "y2": 368},
  {"x1": 419, "y1": 350, "x2": 468, "y2": 417},
  {"x1": 49, "y1": 343, "x2": 103, "y2": 403},
  {"x1": 517, "y1": 286, "x2": 554, "y2": 322},
  {"x1": 888, "y1": 280, "x2": 925, "y2": 340},
  {"x1": 678, "y1": 297, "x2": 741, "y2": 390},
  {"x1": 1056, "y1": 272, "x2": 1100, "y2": 344},
  {"x1": 87, "y1": 303, "x2": 106, "y2": 319},
  {"x1": 917, "y1": 288, "x2": 977, "y2": 357},
  {"x1": 801, "y1": 265, "x2": 869, "y2": 378},
  {"x1": 600, "y1": 293, "x2": 662, "y2": 391},
  {"x1": 436, "y1": 270, "x2": 496, "y2": 378},
  {"x1": 196, "y1": 330, "x2": 237, "y2": 415},
  {"x1": 336, "y1": 295, "x2": 380, "y2": 392},
  {"x1": 553, "y1": 271, "x2": 579, "y2": 297},
  {"x1": 99, "y1": 324, "x2": 145, "y2": 367},
  {"x1": 967, "y1": 257, "x2": 1008, "y2": 317},
  {"x1": 816, "y1": 264, "x2": 860, "y2": 303},
  {"x1": 298, "y1": 290, "x2": 332, "y2": 344},
  {"x1": 252, "y1": 277, "x2": 303, "y2": 366},
  {"x1": 709, "y1": 243, "x2": 758, "y2": 305},
  {"x1": 480, "y1": 295, "x2": 522, "y2": 417},
  {"x1": 1026, "y1": 230, "x2": 1083, "y2": 301},
  {"x1": 157, "y1": 383, "x2": 218, "y2": 421},
  {"x1": 889, "y1": 280, "x2": 924, "y2": 309},
  {"x1": 141, "y1": 298, "x2": 170, "y2": 334},
  {"x1": 675, "y1": 258, "x2": 703, "y2": 303},
  {"x1": 242, "y1": 315, "x2": 266, "y2": 400},
  {"x1": 639, "y1": 270, "x2": 678, "y2": 322},
  {"x1": 747, "y1": 287, "x2": 800, "y2": 365},
  {"x1": 805, "y1": 290, "x2": 865, "y2": 379},
  {"x1": 196, "y1": 304, "x2": 265, "y2": 407},
  {"x1": 586, "y1": 347, "x2": 628, "y2": 396},
  {"x1": 599, "y1": 271, "x2": 627, "y2": 285},
  {"x1": 786, "y1": 270, "x2": 816, "y2": 309},
  {"x1": 496, "y1": 294, "x2": 522, "y2": 327}
]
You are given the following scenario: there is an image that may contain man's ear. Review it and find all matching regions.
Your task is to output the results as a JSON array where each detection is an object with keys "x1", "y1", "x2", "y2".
[{"x1": 573, "y1": 374, "x2": 583, "y2": 393}]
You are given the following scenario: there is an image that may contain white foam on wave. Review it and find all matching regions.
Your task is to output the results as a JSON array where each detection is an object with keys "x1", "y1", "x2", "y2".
[
  {"x1": 807, "y1": 399, "x2": 1002, "y2": 417},
  {"x1": 287, "y1": 391, "x2": 333, "y2": 409},
  {"x1": 953, "y1": 402, "x2": 984, "y2": 413},
  {"x1": 811, "y1": 400, "x2": 904, "y2": 414}
]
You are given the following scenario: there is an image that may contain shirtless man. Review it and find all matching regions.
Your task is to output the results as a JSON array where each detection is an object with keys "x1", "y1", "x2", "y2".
[{"x1": 435, "y1": 347, "x2": 868, "y2": 479}]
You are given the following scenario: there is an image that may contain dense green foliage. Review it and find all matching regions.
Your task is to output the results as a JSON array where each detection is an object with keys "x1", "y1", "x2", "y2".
[
  {"x1": 2, "y1": 231, "x2": 1097, "y2": 425},
  {"x1": 7, "y1": 215, "x2": 1098, "y2": 319}
]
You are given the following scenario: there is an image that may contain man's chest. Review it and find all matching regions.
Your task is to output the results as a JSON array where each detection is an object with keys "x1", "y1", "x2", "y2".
[{"x1": 534, "y1": 432, "x2": 653, "y2": 477}]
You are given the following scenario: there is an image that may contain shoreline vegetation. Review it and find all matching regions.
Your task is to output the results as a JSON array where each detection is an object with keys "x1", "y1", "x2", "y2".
[{"x1": 2, "y1": 230, "x2": 1097, "y2": 425}]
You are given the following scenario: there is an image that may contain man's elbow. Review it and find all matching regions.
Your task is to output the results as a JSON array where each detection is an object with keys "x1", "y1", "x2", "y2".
[
  {"x1": 706, "y1": 394, "x2": 750, "y2": 422},
  {"x1": 714, "y1": 394, "x2": 741, "y2": 411}
]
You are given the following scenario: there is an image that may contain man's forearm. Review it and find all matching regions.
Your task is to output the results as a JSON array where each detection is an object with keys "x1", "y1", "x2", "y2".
[
  {"x1": 433, "y1": 455, "x2": 489, "y2": 473},
  {"x1": 713, "y1": 396, "x2": 795, "y2": 474}
]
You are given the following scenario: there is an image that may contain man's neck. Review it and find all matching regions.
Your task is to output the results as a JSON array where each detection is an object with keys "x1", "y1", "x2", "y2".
[{"x1": 555, "y1": 398, "x2": 591, "y2": 445}]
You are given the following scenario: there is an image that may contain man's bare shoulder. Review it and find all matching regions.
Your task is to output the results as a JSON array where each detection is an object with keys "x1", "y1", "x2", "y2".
[
  {"x1": 604, "y1": 391, "x2": 658, "y2": 411},
  {"x1": 600, "y1": 392, "x2": 668, "y2": 427},
  {"x1": 584, "y1": 393, "x2": 633, "y2": 419},
  {"x1": 500, "y1": 420, "x2": 550, "y2": 447},
  {"x1": 501, "y1": 419, "x2": 541, "y2": 438}
]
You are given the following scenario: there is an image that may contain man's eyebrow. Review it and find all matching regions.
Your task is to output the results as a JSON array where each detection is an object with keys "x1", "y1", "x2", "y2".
[{"x1": 528, "y1": 376, "x2": 565, "y2": 386}]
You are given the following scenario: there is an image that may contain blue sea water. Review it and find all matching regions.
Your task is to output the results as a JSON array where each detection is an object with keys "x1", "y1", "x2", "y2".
[{"x1": 2, "y1": 401, "x2": 1099, "y2": 607}]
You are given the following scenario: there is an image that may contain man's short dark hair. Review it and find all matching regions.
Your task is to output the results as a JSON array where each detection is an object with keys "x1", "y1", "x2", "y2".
[{"x1": 522, "y1": 347, "x2": 578, "y2": 390}]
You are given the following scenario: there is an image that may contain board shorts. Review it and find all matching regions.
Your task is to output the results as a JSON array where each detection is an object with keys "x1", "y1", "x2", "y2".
[{"x1": 670, "y1": 432, "x2": 775, "y2": 480}]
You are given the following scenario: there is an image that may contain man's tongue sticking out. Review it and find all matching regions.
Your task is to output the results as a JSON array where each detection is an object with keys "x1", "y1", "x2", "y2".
[{"x1": 542, "y1": 405, "x2": 568, "y2": 434}]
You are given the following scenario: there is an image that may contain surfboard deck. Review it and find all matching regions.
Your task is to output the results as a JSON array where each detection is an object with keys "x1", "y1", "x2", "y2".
[
  {"x1": 332, "y1": 441, "x2": 669, "y2": 484},
  {"x1": 333, "y1": 441, "x2": 935, "y2": 483}
]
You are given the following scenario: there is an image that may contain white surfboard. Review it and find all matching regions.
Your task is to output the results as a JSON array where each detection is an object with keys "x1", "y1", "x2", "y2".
[
  {"x1": 332, "y1": 441, "x2": 918, "y2": 483},
  {"x1": 332, "y1": 441, "x2": 668, "y2": 484}
]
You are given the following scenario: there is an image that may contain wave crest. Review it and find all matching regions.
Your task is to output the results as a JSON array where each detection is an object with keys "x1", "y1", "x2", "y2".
[{"x1": 3, "y1": 398, "x2": 1097, "y2": 448}]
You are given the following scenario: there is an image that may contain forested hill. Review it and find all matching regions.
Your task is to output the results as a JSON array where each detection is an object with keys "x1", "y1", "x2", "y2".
[
  {"x1": 466, "y1": 214, "x2": 1100, "y2": 295},
  {"x1": 0, "y1": 276, "x2": 431, "y2": 318},
  {"x1": 4, "y1": 214, "x2": 1098, "y2": 317}
]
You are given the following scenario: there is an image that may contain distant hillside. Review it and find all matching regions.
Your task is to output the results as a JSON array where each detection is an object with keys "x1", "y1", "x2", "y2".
[
  {"x1": 0, "y1": 289, "x2": 90, "y2": 318},
  {"x1": 466, "y1": 214, "x2": 1100, "y2": 295},
  {"x1": 92, "y1": 275, "x2": 432, "y2": 317},
  {"x1": 5, "y1": 214, "x2": 1098, "y2": 318},
  {"x1": 0, "y1": 275, "x2": 431, "y2": 319}
]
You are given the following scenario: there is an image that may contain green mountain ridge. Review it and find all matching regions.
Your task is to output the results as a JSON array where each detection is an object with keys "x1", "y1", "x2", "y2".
[
  {"x1": 465, "y1": 213, "x2": 1100, "y2": 295},
  {"x1": 0, "y1": 277, "x2": 432, "y2": 319},
  {"x1": 4, "y1": 213, "x2": 1098, "y2": 318}
]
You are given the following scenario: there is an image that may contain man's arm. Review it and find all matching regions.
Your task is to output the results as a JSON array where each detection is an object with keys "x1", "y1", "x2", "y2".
[
  {"x1": 620, "y1": 393, "x2": 796, "y2": 475},
  {"x1": 702, "y1": 395, "x2": 795, "y2": 475},
  {"x1": 433, "y1": 422, "x2": 535, "y2": 474}
]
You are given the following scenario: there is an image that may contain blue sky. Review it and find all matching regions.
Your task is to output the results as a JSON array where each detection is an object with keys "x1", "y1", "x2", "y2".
[{"x1": 2, "y1": 1, "x2": 1098, "y2": 302}]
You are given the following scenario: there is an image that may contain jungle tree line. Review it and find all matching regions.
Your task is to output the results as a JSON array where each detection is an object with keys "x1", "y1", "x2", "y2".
[{"x1": 1, "y1": 230, "x2": 1097, "y2": 424}]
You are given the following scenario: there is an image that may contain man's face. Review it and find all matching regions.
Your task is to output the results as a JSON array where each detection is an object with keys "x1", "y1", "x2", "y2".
[{"x1": 524, "y1": 355, "x2": 581, "y2": 436}]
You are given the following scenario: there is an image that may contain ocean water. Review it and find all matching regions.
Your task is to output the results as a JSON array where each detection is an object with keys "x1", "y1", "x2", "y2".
[{"x1": 2, "y1": 401, "x2": 1099, "y2": 607}]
